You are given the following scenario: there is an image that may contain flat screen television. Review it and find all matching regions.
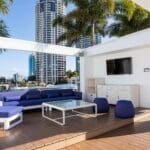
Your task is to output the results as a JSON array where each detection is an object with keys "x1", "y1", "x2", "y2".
[{"x1": 106, "y1": 57, "x2": 132, "y2": 75}]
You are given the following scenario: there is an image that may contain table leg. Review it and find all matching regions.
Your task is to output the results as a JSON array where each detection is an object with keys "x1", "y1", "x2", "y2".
[
  {"x1": 95, "y1": 105, "x2": 97, "y2": 117},
  {"x1": 49, "y1": 107, "x2": 52, "y2": 111},
  {"x1": 42, "y1": 105, "x2": 44, "y2": 117},
  {"x1": 62, "y1": 110, "x2": 65, "y2": 125}
]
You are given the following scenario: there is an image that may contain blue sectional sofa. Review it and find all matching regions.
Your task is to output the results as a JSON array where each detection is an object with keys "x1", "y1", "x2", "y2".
[{"x1": 0, "y1": 89, "x2": 82, "y2": 109}]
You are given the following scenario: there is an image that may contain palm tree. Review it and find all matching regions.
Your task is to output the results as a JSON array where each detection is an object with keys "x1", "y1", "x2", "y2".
[
  {"x1": 0, "y1": 0, "x2": 13, "y2": 37},
  {"x1": 0, "y1": 20, "x2": 9, "y2": 37},
  {"x1": 0, "y1": 0, "x2": 13, "y2": 53},
  {"x1": 106, "y1": 0, "x2": 150, "y2": 37},
  {"x1": 0, "y1": 0, "x2": 13, "y2": 14},
  {"x1": 53, "y1": 15, "x2": 87, "y2": 47},
  {"x1": 54, "y1": 0, "x2": 115, "y2": 46}
]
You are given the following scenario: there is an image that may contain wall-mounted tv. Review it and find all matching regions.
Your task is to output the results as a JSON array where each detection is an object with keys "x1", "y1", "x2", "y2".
[{"x1": 106, "y1": 57, "x2": 132, "y2": 75}]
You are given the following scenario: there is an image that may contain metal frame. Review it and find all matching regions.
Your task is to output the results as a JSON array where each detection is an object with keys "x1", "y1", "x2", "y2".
[
  {"x1": 0, "y1": 102, "x2": 42, "y2": 110},
  {"x1": 42, "y1": 102, "x2": 97, "y2": 126},
  {"x1": 0, "y1": 112, "x2": 23, "y2": 130}
]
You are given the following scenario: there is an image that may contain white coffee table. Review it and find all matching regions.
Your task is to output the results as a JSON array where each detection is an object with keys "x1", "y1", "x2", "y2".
[{"x1": 42, "y1": 99, "x2": 97, "y2": 125}]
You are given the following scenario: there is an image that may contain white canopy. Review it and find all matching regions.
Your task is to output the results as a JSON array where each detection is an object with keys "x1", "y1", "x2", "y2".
[
  {"x1": 0, "y1": 37, "x2": 82, "y2": 56},
  {"x1": 133, "y1": 0, "x2": 150, "y2": 11}
]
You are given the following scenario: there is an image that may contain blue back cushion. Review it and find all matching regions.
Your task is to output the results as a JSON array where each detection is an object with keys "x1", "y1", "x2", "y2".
[
  {"x1": 21, "y1": 89, "x2": 41, "y2": 100},
  {"x1": 41, "y1": 90, "x2": 60, "y2": 98},
  {"x1": 60, "y1": 89, "x2": 74, "y2": 97}
]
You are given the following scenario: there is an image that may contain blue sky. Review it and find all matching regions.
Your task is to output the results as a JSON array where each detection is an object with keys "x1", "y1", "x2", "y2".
[{"x1": 0, "y1": 0, "x2": 76, "y2": 78}]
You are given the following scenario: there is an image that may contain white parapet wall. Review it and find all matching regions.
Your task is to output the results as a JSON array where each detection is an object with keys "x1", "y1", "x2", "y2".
[{"x1": 85, "y1": 28, "x2": 150, "y2": 57}]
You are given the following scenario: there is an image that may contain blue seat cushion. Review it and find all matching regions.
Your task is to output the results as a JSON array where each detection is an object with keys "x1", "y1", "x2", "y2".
[
  {"x1": 0, "y1": 90, "x2": 28, "y2": 102},
  {"x1": 0, "y1": 106, "x2": 22, "y2": 118},
  {"x1": 19, "y1": 99, "x2": 49, "y2": 106},
  {"x1": 4, "y1": 101, "x2": 19, "y2": 106}
]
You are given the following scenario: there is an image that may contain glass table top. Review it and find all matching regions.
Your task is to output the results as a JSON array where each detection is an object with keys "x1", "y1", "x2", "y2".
[{"x1": 44, "y1": 99, "x2": 95, "y2": 110}]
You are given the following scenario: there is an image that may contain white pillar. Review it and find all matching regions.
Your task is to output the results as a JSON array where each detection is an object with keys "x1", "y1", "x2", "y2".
[{"x1": 80, "y1": 57, "x2": 86, "y2": 99}]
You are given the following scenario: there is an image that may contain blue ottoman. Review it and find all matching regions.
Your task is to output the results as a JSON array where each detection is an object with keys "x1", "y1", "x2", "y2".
[
  {"x1": 93, "y1": 98, "x2": 109, "y2": 113},
  {"x1": 0, "y1": 106, "x2": 23, "y2": 130},
  {"x1": 115, "y1": 100, "x2": 135, "y2": 119}
]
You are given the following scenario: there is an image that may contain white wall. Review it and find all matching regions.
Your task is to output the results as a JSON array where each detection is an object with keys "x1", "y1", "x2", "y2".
[{"x1": 83, "y1": 47, "x2": 150, "y2": 108}]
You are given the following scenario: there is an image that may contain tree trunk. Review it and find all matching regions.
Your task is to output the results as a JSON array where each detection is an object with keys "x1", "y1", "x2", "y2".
[
  {"x1": 91, "y1": 23, "x2": 95, "y2": 46},
  {"x1": 79, "y1": 36, "x2": 83, "y2": 49}
]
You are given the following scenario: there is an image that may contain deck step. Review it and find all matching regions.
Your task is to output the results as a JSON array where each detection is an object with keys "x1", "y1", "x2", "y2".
[{"x1": 37, "y1": 110, "x2": 150, "y2": 150}]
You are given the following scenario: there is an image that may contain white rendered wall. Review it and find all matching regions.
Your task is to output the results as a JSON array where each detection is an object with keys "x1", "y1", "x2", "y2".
[{"x1": 83, "y1": 47, "x2": 150, "y2": 108}]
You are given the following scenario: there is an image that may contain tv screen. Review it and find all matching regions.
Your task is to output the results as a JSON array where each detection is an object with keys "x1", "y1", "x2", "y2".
[{"x1": 106, "y1": 57, "x2": 132, "y2": 75}]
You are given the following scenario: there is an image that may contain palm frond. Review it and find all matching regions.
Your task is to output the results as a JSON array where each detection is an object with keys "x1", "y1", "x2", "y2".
[
  {"x1": 0, "y1": 20, "x2": 9, "y2": 37},
  {"x1": 0, "y1": 0, "x2": 14, "y2": 14}
]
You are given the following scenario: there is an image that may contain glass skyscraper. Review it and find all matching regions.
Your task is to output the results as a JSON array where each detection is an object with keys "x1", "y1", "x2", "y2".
[
  {"x1": 76, "y1": 33, "x2": 101, "y2": 73},
  {"x1": 29, "y1": 54, "x2": 36, "y2": 76},
  {"x1": 35, "y1": 0, "x2": 66, "y2": 84}
]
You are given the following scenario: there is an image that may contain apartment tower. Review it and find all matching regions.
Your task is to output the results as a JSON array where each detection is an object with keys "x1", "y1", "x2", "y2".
[
  {"x1": 35, "y1": 0, "x2": 66, "y2": 84},
  {"x1": 29, "y1": 54, "x2": 36, "y2": 76},
  {"x1": 76, "y1": 33, "x2": 101, "y2": 73}
]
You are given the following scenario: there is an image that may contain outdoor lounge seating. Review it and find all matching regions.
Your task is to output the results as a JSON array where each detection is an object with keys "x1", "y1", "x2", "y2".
[
  {"x1": 93, "y1": 97, "x2": 109, "y2": 113},
  {"x1": 0, "y1": 89, "x2": 82, "y2": 109},
  {"x1": 0, "y1": 106, "x2": 23, "y2": 130},
  {"x1": 115, "y1": 100, "x2": 135, "y2": 118}
]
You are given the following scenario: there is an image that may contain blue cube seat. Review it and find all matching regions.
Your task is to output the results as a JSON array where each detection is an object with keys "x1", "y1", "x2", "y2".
[
  {"x1": 115, "y1": 100, "x2": 135, "y2": 119},
  {"x1": 0, "y1": 106, "x2": 23, "y2": 118},
  {"x1": 94, "y1": 97, "x2": 109, "y2": 113}
]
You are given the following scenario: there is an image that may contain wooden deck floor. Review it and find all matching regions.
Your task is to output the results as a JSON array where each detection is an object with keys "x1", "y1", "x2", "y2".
[
  {"x1": 65, "y1": 116, "x2": 150, "y2": 150},
  {"x1": 0, "y1": 107, "x2": 150, "y2": 150}
]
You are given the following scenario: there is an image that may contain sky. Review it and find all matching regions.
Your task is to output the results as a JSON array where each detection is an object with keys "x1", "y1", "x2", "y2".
[{"x1": 0, "y1": 0, "x2": 76, "y2": 79}]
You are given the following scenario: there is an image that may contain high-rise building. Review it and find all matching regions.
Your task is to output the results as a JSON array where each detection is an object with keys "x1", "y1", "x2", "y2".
[
  {"x1": 76, "y1": 33, "x2": 101, "y2": 73},
  {"x1": 13, "y1": 73, "x2": 23, "y2": 82},
  {"x1": 29, "y1": 54, "x2": 36, "y2": 76},
  {"x1": 35, "y1": 0, "x2": 66, "y2": 84}
]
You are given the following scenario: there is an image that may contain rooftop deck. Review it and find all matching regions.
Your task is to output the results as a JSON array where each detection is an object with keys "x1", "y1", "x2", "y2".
[
  {"x1": 0, "y1": 107, "x2": 150, "y2": 150},
  {"x1": 66, "y1": 116, "x2": 150, "y2": 150}
]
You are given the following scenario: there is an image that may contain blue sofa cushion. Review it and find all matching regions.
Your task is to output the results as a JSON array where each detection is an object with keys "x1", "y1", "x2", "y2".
[
  {"x1": 21, "y1": 89, "x2": 41, "y2": 100},
  {"x1": 4, "y1": 101, "x2": 19, "y2": 106},
  {"x1": 41, "y1": 90, "x2": 60, "y2": 98},
  {"x1": 0, "y1": 106, "x2": 22, "y2": 118},
  {"x1": 0, "y1": 90, "x2": 28, "y2": 102},
  {"x1": 19, "y1": 99, "x2": 50, "y2": 106}
]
